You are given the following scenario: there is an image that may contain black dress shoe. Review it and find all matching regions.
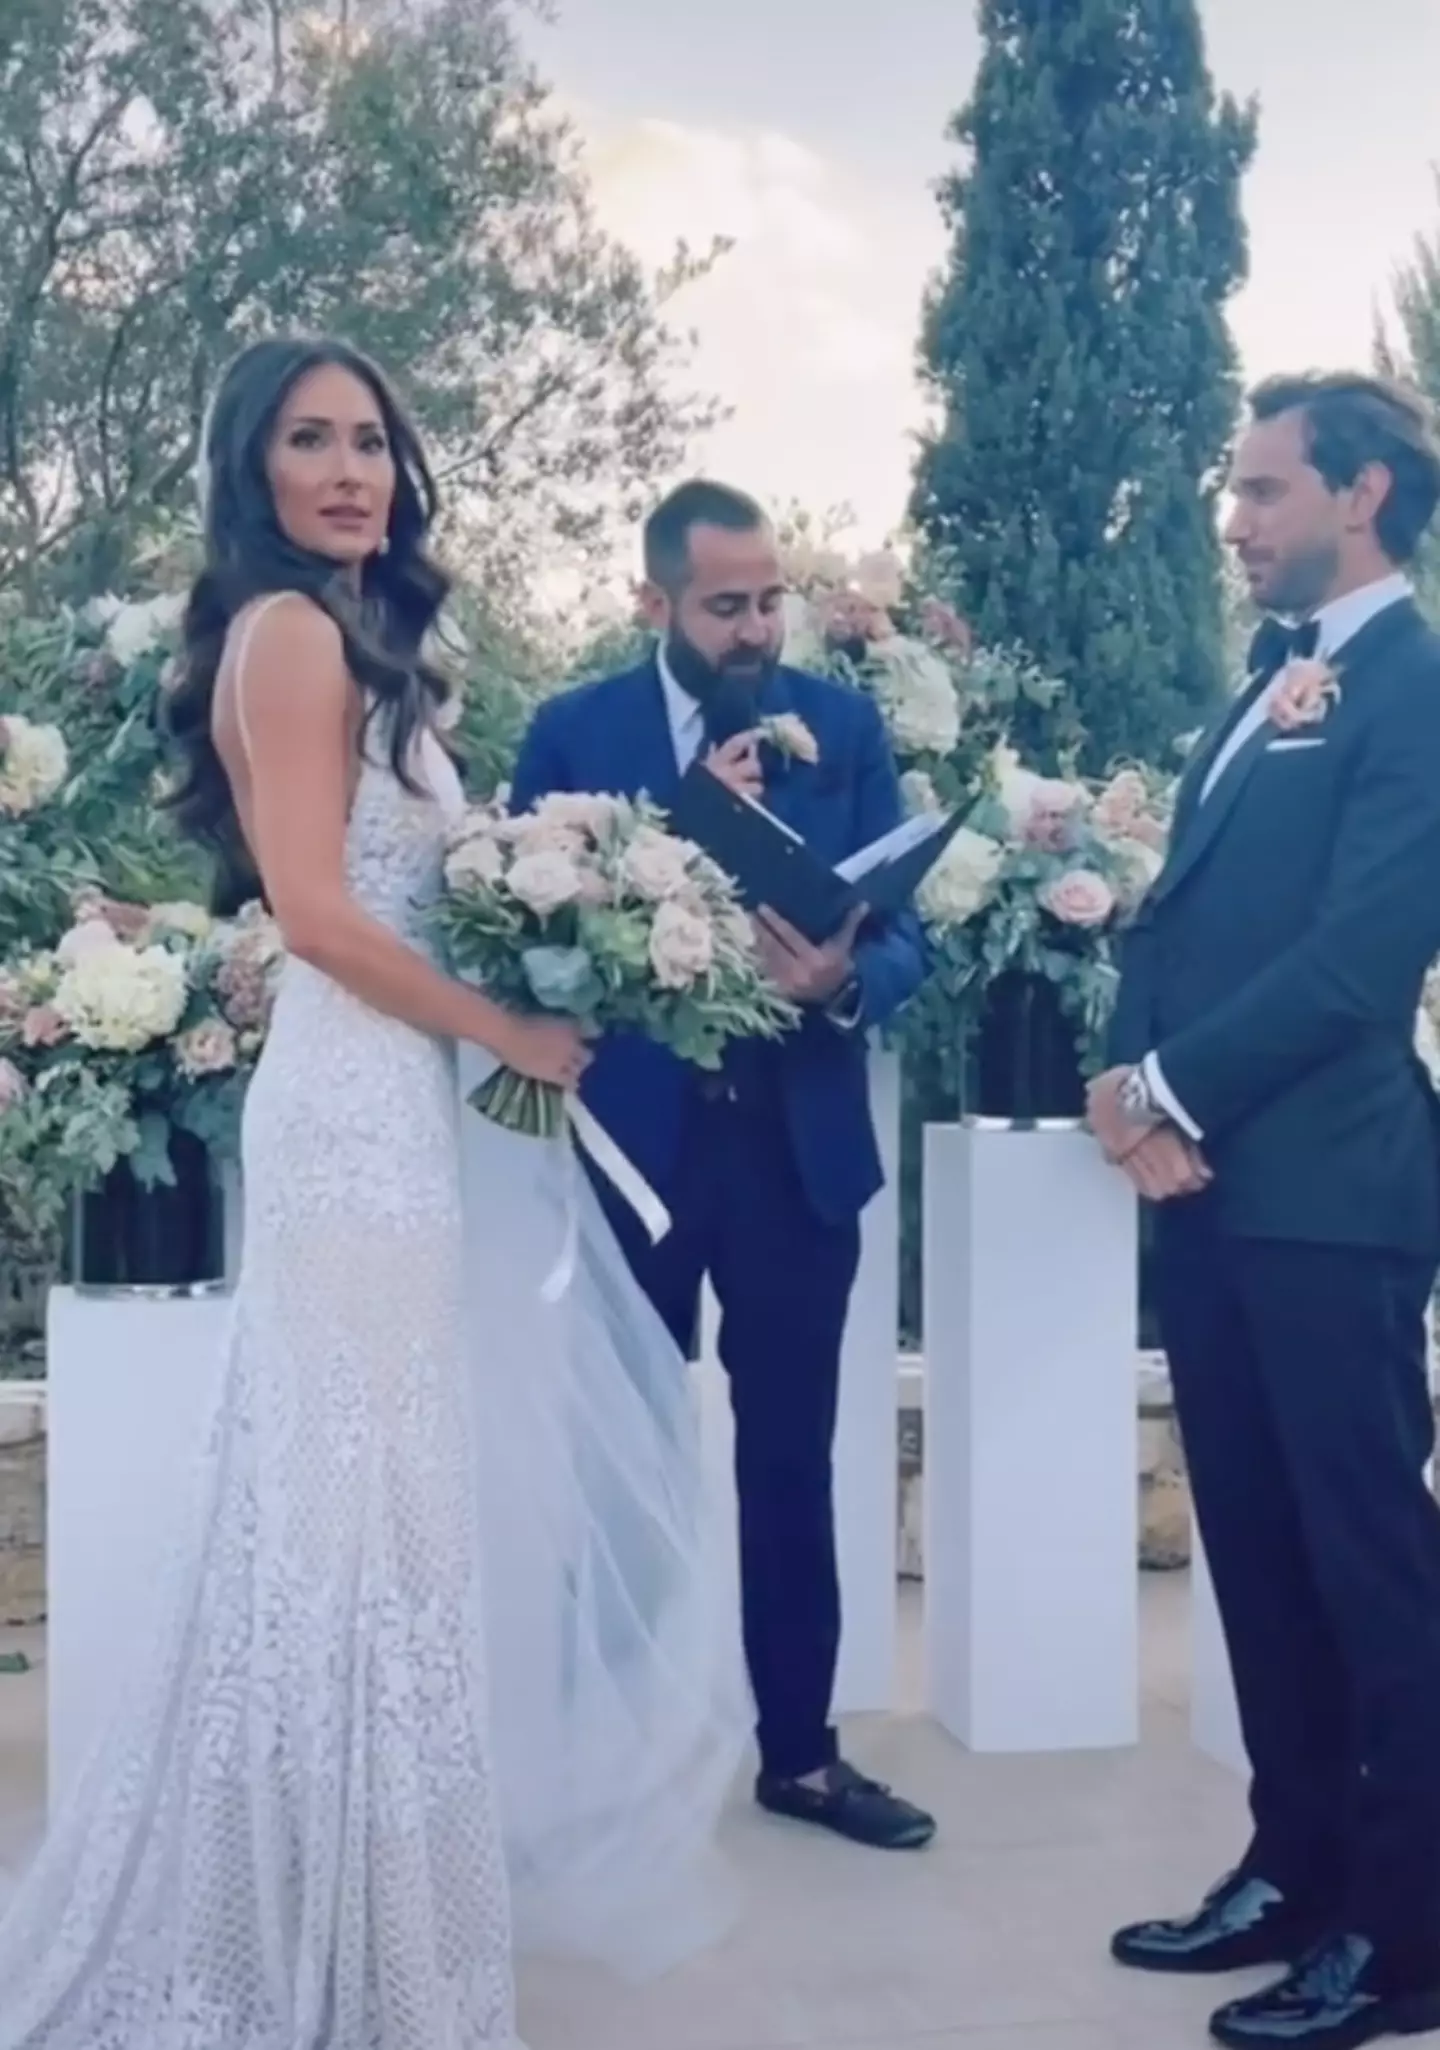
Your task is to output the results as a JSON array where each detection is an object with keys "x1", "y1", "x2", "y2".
[
  {"x1": 755, "y1": 1760, "x2": 936, "y2": 1849},
  {"x1": 1112, "y1": 1868, "x2": 1319, "y2": 1975},
  {"x1": 1209, "y1": 1934, "x2": 1440, "y2": 2047}
]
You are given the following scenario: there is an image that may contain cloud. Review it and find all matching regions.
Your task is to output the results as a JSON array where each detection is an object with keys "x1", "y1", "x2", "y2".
[{"x1": 571, "y1": 104, "x2": 944, "y2": 545}]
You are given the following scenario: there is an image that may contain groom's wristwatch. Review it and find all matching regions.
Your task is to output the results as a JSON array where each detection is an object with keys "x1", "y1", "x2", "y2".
[
  {"x1": 825, "y1": 974, "x2": 864, "y2": 1032},
  {"x1": 1118, "y1": 1065, "x2": 1160, "y2": 1125}
]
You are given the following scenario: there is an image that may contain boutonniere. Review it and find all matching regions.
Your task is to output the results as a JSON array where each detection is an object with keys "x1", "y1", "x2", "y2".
[
  {"x1": 1269, "y1": 655, "x2": 1341, "y2": 733},
  {"x1": 758, "y1": 712, "x2": 819, "y2": 766}
]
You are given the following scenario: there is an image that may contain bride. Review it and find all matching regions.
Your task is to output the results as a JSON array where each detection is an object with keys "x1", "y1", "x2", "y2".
[{"x1": 0, "y1": 336, "x2": 748, "y2": 2047}]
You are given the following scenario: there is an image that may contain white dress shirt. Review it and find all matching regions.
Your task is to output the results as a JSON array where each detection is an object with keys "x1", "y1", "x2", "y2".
[
  {"x1": 655, "y1": 643, "x2": 705, "y2": 772},
  {"x1": 1144, "y1": 572, "x2": 1413, "y2": 1139}
]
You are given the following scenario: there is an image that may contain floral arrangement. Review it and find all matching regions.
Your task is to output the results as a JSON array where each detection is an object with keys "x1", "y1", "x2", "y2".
[
  {"x1": 0, "y1": 895, "x2": 283, "y2": 1223},
  {"x1": 894, "y1": 746, "x2": 1177, "y2": 1085},
  {"x1": 774, "y1": 535, "x2": 1082, "y2": 785},
  {"x1": 434, "y1": 790, "x2": 798, "y2": 1135}
]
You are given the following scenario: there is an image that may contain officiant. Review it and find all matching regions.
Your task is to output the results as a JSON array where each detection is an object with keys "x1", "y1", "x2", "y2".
[{"x1": 509, "y1": 480, "x2": 935, "y2": 1850}]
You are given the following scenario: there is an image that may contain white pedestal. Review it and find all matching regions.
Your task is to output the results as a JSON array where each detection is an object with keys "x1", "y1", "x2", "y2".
[
  {"x1": 922, "y1": 1120, "x2": 1139, "y2": 1751},
  {"x1": 46, "y1": 1286, "x2": 232, "y2": 1808},
  {"x1": 701, "y1": 1048, "x2": 901, "y2": 1716}
]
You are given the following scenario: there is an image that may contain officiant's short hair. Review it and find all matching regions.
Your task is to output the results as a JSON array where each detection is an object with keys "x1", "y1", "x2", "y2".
[
  {"x1": 1249, "y1": 371, "x2": 1440, "y2": 564},
  {"x1": 644, "y1": 480, "x2": 767, "y2": 590}
]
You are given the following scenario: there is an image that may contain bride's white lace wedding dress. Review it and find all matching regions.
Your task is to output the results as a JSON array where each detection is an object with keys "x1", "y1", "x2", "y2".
[{"x1": 0, "y1": 611, "x2": 748, "y2": 2048}]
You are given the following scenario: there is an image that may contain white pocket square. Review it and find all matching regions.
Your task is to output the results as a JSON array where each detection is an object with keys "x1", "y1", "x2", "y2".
[{"x1": 1266, "y1": 736, "x2": 1327, "y2": 753}]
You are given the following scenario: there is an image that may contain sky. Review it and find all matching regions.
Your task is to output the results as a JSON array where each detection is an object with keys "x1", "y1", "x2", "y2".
[{"x1": 529, "y1": 0, "x2": 1440, "y2": 548}]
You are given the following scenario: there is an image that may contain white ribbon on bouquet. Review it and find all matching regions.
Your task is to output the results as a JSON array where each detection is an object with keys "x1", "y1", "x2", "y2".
[{"x1": 540, "y1": 1095, "x2": 672, "y2": 1304}]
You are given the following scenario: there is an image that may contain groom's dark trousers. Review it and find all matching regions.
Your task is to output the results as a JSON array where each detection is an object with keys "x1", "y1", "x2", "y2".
[
  {"x1": 1111, "y1": 596, "x2": 1440, "y2": 1972},
  {"x1": 509, "y1": 656, "x2": 927, "y2": 1777}
]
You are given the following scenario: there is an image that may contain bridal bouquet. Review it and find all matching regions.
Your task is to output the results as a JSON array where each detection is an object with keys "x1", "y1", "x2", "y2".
[{"x1": 434, "y1": 790, "x2": 798, "y2": 1136}]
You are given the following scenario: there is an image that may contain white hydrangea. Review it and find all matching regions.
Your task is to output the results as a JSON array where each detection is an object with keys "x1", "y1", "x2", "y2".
[
  {"x1": 916, "y1": 827, "x2": 1004, "y2": 928},
  {"x1": 54, "y1": 943, "x2": 188, "y2": 1053},
  {"x1": 0, "y1": 714, "x2": 69, "y2": 815},
  {"x1": 104, "y1": 592, "x2": 185, "y2": 667},
  {"x1": 870, "y1": 637, "x2": 961, "y2": 756}
]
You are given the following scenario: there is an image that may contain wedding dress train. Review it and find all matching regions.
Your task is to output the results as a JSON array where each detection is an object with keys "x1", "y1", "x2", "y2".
[{"x1": 0, "y1": 629, "x2": 747, "y2": 2047}]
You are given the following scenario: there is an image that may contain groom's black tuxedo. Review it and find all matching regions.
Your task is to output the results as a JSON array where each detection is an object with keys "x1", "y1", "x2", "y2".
[
  {"x1": 1111, "y1": 596, "x2": 1440, "y2": 1254},
  {"x1": 1110, "y1": 590, "x2": 1440, "y2": 1973}
]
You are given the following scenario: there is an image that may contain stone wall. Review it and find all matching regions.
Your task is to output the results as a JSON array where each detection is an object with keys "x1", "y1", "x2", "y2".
[{"x1": 0, "y1": 1387, "x2": 44, "y2": 1625}]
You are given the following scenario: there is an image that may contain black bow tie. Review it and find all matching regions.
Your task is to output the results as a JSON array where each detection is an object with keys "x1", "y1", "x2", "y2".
[{"x1": 1248, "y1": 616, "x2": 1319, "y2": 682}]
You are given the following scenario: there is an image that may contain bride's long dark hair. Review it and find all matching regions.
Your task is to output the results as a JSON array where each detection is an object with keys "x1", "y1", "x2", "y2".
[{"x1": 164, "y1": 336, "x2": 456, "y2": 885}]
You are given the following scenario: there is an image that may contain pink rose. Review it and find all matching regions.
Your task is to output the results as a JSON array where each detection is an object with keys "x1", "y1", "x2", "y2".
[
  {"x1": 1269, "y1": 656, "x2": 1339, "y2": 733},
  {"x1": 22, "y1": 1004, "x2": 68, "y2": 1048},
  {"x1": 1039, "y1": 868, "x2": 1116, "y2": 928},
  {"x1": 919, "y1": 596, "x2": 973, "y2": 657},
  {"x1": 1023, "y1": 781, "x2": 1087, "y2": 854}
]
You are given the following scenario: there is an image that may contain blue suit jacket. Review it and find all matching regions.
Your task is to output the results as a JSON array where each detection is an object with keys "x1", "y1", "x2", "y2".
[{"x1": 509, "y1": 657, "x2": 928, "y2": 1223}]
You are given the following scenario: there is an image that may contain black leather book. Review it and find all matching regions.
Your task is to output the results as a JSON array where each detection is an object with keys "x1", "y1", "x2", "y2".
[{"x1": 668, "y1": 761, "x2": 963, "y2": 945}]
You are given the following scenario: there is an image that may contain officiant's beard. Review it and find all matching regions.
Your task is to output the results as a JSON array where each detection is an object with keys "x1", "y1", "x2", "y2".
[{"x1": 663, "y1": 624, "x2": 777, "y2": 711}]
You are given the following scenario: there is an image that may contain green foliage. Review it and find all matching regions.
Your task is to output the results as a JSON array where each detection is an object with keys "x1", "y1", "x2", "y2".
[
  {"x1": 0, "y1": 0, "x2": 718, "y2": 605},
  {"x1": 1383, "y1": 193, "x2": 1440, "y2": 617},
  {"x1": 911, "y1": 0, "x2": 1256, "y2": 771}
]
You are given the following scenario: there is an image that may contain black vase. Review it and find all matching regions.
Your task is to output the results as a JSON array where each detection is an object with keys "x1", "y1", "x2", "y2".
[
  {"x1": 964, "y1": 969, "x2": 1086, "y2": 1122},
  {"x1": 73, "y1": 1128, "x2": 226, "y2": 1291}
]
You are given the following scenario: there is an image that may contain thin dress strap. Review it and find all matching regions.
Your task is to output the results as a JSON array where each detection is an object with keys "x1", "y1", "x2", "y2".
[{"x1": 228, "y1": 592, "x2": 293, "y2": 763}]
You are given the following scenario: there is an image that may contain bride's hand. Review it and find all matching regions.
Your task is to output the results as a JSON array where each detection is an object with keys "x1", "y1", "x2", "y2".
[{"x1": 496, "y1": 1014, "x2": 592, "y2": 1090}]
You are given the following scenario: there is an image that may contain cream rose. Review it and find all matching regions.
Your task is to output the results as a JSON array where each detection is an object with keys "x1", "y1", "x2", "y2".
[
  {"x1": 620, "y1": 826, "x2": 693, "y2": 901},
  {"x1": 175, "y1": 1019, "x2": 239, "y2": 1078},
  {"x1": 505, "y1": 848, "x2": 585, "y2": 917},
  {"x1": 648, "y1": 900, "x2": 715, "y2": 989},
  {"x1": 444, "y1": 834, "x2": 506, "y2": 891},
  {"x1": 917, "y1": 828, "x2": 1004, "y2": 927}
]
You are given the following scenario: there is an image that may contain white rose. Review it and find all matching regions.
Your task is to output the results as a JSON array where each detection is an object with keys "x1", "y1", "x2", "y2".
[
  {"x1": 870, "y1": 637, "x2": 961, "y2": 756},
  {"x1": 54, "y1": 943, "x2": 188, "y2": 1052},
  {"x1": 0, "y1": 715, "x2": 69, "y2": 815},
  {"x1": 620, "y1": 826, "x2": 693, "y2": 901},
  {"x1": 648, "y1": 900, "x2": 715, "y2": 989},
  {"x1": 444, "y1": 834, "x2": 505, "y2": 891},
  {"x1": 505, "y1": 849, "x2": 585, "y2": 917},
  {"x1": 990, "y1": 741, "x2": 1045, "y2": 831},
  {"x1": 916, "y1": 828, "x2": 1004, "y2": 927},
  {"x1": 174, "y1": 1019, "x2": 238, "y2": 1078}
]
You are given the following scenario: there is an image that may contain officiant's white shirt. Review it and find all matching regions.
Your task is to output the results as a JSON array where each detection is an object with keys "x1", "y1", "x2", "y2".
[
  {"x1": 655, "y1": 644, "x2": 705, "y2": 772},
  {"x1": 1146, "y1": 572, "x2": 1413, "y2": 1139}
]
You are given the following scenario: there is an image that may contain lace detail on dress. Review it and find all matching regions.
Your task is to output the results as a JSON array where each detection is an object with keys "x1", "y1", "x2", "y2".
[{"x1": 0, "y1": 718, "x2": 526, "y2": 2047}]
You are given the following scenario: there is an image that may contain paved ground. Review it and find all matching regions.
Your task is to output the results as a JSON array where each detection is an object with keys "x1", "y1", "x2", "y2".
[{"x1": 0, "y1": 1575, "x2": 1304, "y2": 2050}]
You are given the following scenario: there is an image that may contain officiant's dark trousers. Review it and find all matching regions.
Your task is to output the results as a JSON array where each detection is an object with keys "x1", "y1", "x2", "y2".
[
  {"x1": 1156, "y1": 1196, "x2": 1440, "y2": 1971},
  {"x1": 599, "y1": 1065, "x2": 861, "y2": 1781}
]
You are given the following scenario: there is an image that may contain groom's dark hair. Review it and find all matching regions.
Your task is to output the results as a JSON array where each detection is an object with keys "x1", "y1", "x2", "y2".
[
  {"x1": 1249, "y1": 371, "x2": 1440, "y2": 564},
  {"x1": 643, "y1": 479, "x2": 768, "y2": 591}
]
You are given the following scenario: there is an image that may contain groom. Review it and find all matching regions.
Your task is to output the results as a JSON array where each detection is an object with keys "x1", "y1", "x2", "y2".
[
  {"x1": 1092, "y1": 373, "x2": 1440, "y2": 2048},
  {"x1": 510, "y1": 480, "x2": 935, "y2": 1851}
]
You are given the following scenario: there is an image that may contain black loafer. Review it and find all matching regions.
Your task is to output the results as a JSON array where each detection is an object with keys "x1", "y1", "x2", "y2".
[
  {"x1": 1210, "y1": 1934, "x2": 1440, "y2": 2047},
  {"x1": 1112, "y1": 1869, "x2": 1320, "y2": 1975},
  {"x1": 756, "y1": 1760, "x2": 936, "y2": 1849}
]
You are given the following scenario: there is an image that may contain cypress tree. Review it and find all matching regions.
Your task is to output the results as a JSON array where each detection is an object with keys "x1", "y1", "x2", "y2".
[{"x1": 912, "y1": 0, "x2": 1256, "y2": 771}]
